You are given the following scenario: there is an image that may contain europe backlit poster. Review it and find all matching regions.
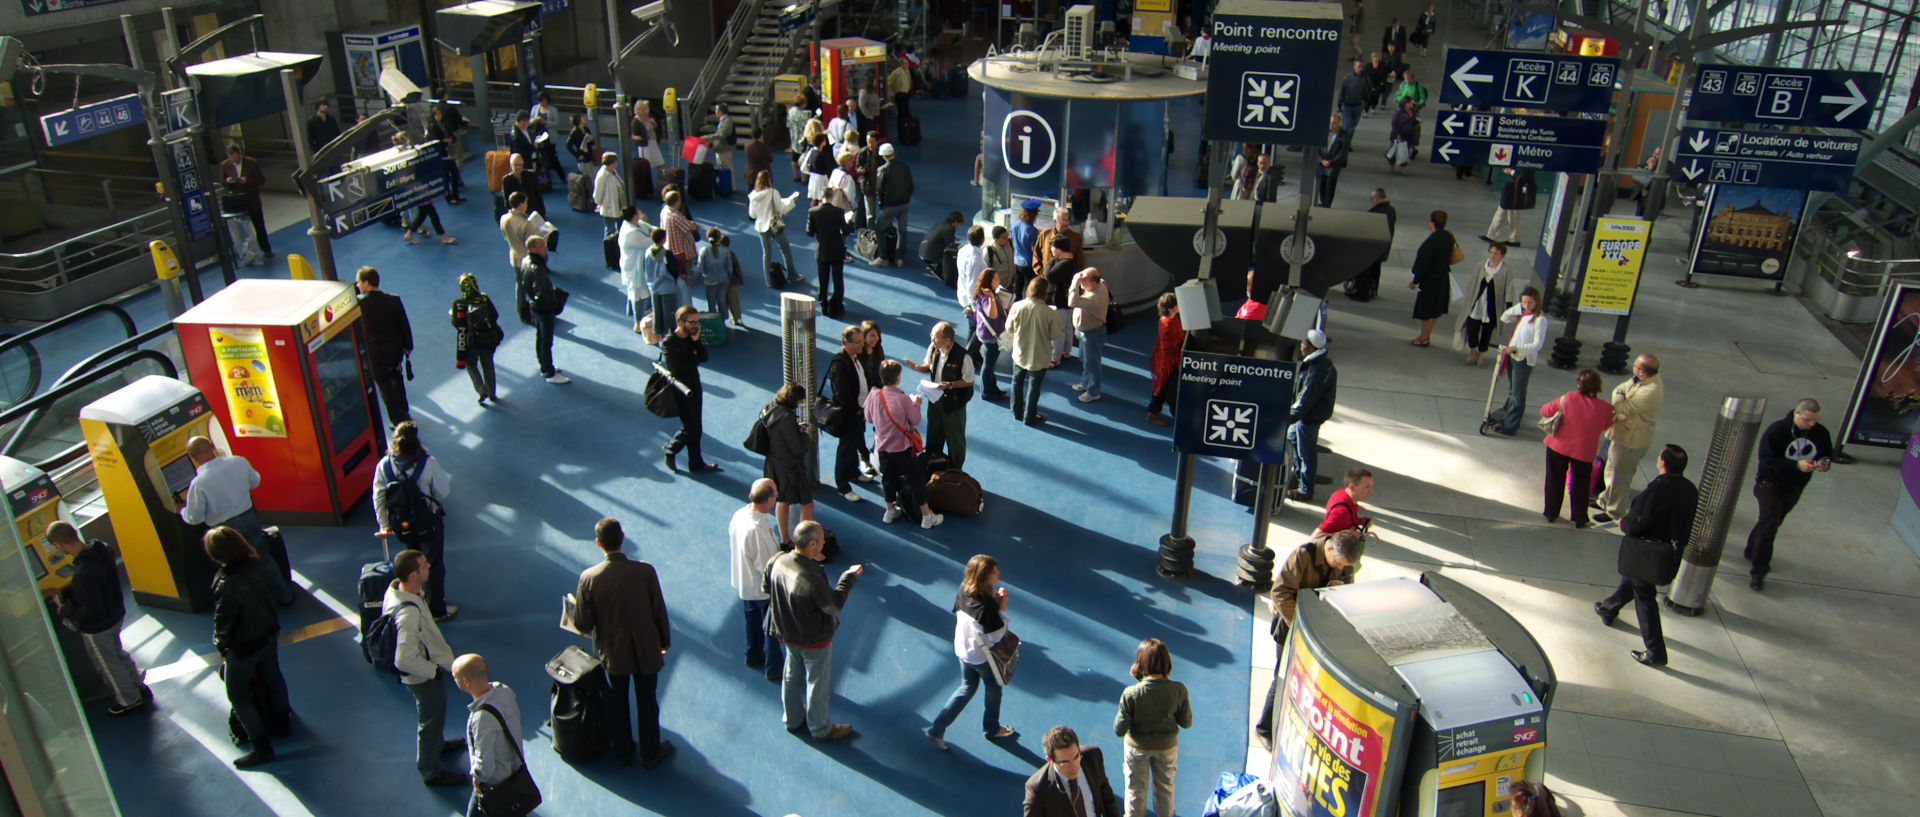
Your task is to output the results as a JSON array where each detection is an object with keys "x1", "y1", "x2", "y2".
[
  {"x1": 209, "y1": 327, "x2": 287, "y2": 438},
  {"x1": 1576, "y1": 217, "x2": 1651, "y2": 315},
  {"x1": 1272, "y1": 628, "x2": 1405, "y2": 817}
]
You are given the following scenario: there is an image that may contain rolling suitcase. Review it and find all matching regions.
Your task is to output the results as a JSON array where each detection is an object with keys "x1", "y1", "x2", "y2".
[
  {"x1": 659, "y1": 165, "x2": 685, "y2": 195},
  {"x1": 898, "y1": 115, "x2": 922, "y2": 147},
  {"x1": 546, "y1": 646, "x2": 609, "y2": 764},
  {"x1": 567, "y1": 172, "x2": 593, "y2": 212},
  {"x1": 603, "y1": 233, "x2": 619, "y2": 271},
  {"x1": 687, "y1": 163, "x2": 715, "y2": 200},
  {"x1": 486, "y1": 150, "x2": 513, "y2": 193},
  {"x1": 765, "y1": 260, "x2": 787, "y2": 290},
  {"x1": 357, "y1": 538, "x2": 394, "y2": 637},
  {"x1": 631, "y1": 158, "x2": 655, "y2": 200},
  {"x1": 715, "y1": 167, "x2": 735, "y2": 197}
]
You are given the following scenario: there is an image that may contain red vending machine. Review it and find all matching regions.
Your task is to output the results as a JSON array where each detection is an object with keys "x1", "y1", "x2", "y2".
[
  {"x1": 173, "y1": 279, "x2": 381, "y2": 524},
  {"x1": 819, "y1": 37, "x2": 888, "y2": 121}
]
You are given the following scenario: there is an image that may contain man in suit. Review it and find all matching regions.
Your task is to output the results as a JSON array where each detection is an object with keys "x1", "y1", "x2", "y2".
[
  {"x1": 1024, "y1": 725, "x2": 1120, "y2": 817},
  {"x1": 354, "y1": 267, "x2": 414, "y2": 427},
  {"x1": 1595, "y1": 444, "x2": 1699, "y2": 667},
  {"x1": 808, "y1": 189, "x2": 852, "y2": 317},
  {"x1": 1316, "y1": 114, "x2": 1350, "y2": 207},
  {"x1": 1349, "y1": 188, "x2": 1396, "y2": 300},
  {"x1": 571, "y1": 518, "x2": 674, "y2": 769},
  {"x1": 1382, "y1": 17, "x2": 1408, "y2": 56},
  {"x1": 509, "y1": 110, "x2": 536, "y2": 167},
  {"x1": 502, "y1": 153, "x2": 547, "y2": 217},
  {"x1": 827, "y1": 326, "x2": 871, "y2": 500},
  {"x1": 219, "y1": 143, "x2": 272, "y2": 257}
]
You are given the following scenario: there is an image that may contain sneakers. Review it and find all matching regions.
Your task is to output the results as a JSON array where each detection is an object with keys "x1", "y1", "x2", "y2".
[
  {"x1": 854, "y1": 473, "x2": 876, "y2": 483},
  {"x1": 434, "y1": 605, "x2": 460, "y2": 622},
  {"x1": 1146, "y1": 413, "x2": 1170, "y2": 426},
  {"x1": 883, "y1": 506, "x2": 903, "y2": 523},
  {"x1": 1077, "y1": 392, "x2": 1101, "y2": 403},
  {"x1": 1070, "y1": 383, "x2": 1086, "y2": 392},
  {"x1": 920, "y1": 512, "x2": 945, "y2": 530},
  {"x1": 842, "y1": 490, "x2": 862, "y2": 502},
  {"x1": 545, "y1": 373, "x2": 572, "y2": 384},
  {"x1": 927, "y1": 732, "x2": 949, "y2": 751}
]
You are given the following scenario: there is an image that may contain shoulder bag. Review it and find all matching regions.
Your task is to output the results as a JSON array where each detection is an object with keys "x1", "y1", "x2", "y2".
[
  {"x1": 813, "y1": 368, "x2": 844, "y2": 436},
  {"x1": 879, "y1": 390, "x2": 924, "y2": 454},
  {"x1": 1618, "y1": 535, "x2": 1682, "y2": 585},
  {"x1": 475, "y1": 704, "x2": 542, "y2": 817},
  {"x1": 743, "y1": 403, "x2": 773, "y2": 455},
  {"x1": 986, "y1": 629, "x2": 1021, "y2": 686},
  {"x1": 1449, "y1": 238, "x2": 1467, "y2": 265},
  {"x1": 1537, "y1": 406, "x2": 1563, "y2": 436}
]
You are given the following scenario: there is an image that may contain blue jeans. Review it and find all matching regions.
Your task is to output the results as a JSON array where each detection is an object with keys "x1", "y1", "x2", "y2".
[
  {"x1": 1499, "y1": 359, "x2": 1534, "y2": 434},
  {"x1": 760, "y1": 227, "x2": 795, "y2": 277},
  {"x1": 705, "y1": 282, "x2": 728, "y2": 314},
  {"x1": 980, "y1": 341, "x2": 1003, "y2": 396},
  {"x1": 1342, "y1": 104, "x2": 1362, "y2": 132},
  {"x1": 1287, "y1": 421, "x2": 1321, "y2": 497},
  {"x1": 743, "y1": 600, "x2": 783, "y2": 673},
  {"x1": 874, "y1": 203, "x2": 909, "y2": 263},
  {"x1": 927, "y1": 659, "x2": 1002, "y2": 739},
  {"x1": 1078, "y1": 325, "x2": 1107, "y2": 397},
  {"x1": 651, "y1": 292, "x2": 679, "y2": 331},
  {"x1": 782, "y1": 643, "x2": 834, "y2": 738},
  {"x1": 1013, "y1": 367, "x2": 1047, "y2": 421},
  {"x1": 408, "y1": 671, "x2": 451, "y2": 778},
  {"x1": 533, "y1": 313, "x2": 556, "y2": 377}
]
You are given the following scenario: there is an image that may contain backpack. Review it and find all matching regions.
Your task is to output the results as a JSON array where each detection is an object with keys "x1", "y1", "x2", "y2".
[
  {"x1": 382, "y1": 456, "x2": 442, "y2": 544},
  {"x1": 362, "y1": 598, "x2": 419, "y2": 675}
]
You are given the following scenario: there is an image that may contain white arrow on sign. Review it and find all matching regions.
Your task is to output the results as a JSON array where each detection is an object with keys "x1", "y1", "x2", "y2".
[
  {"x1": 1818, "y1": 78, "x2": 1868, "y2": 122},
  {"x1": 1441, "y1": 114, "x2": 1461, "y2": 135},
  {"x1": 52, "y1": 121, "x2": 69, "y2": 137},
  {"x1": 1682, "y1": 161, "x2": 1703, "y2": 181},
  {"x1": 1451, "y1": 56, "x2": 1494, "y2": 98},
  {"x1": 1688, "y1": 131, "x2": 1712, "y2": 152},
  {"x1": 1437, "y1": 141, "x2": 1459, "y2": 162}
]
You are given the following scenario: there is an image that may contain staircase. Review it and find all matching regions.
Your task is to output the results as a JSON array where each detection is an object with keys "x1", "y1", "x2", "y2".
[{"x1": 705, "y1": 3, "x2": 801, "y2": 147}]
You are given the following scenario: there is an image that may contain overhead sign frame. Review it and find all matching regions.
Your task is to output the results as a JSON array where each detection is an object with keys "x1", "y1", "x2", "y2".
[
  {"x1": 1428, "y1": 111, "x2": 1607, "y2": 174},
  {"x1": 39, "y1": 92, "x2": 146, "y2": 147},
  {"x1": 1437, "y1": 47, "x2": 1620, "y2": 114},
  {"x1": 1670, "y1": 126, "x2": 1862, "y2": 192},
  {"x1": 1202, "y1": 0, "x2": 1345, "y2": 147},
  {"x1": 1687, "y1": 64, "x2": 1884, "y2": 130}
]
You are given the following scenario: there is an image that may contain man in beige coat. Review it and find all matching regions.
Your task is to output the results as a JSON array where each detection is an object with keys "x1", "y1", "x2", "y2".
[{"x1": 1596, "y1": 355, "x2": 1664, "y2": 524}]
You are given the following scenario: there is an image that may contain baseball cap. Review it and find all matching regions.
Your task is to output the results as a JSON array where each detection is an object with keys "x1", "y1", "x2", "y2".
[
  {"x1": 879, "y1": 143, "x2": 895, "y2": 156},
  {"x1": 1306, "y1": 328, "x2": 1328, "y2": 347}
]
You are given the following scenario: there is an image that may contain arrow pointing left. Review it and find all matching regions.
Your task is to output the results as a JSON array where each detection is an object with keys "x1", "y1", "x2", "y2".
[
  {"x1": 1818, "y1": 78, "x2": 1868, "y2": 122},
  {"x1": 1437, "y1": 141, "x2": 1459, "y2": 162},
  {"x1": 1451, "y1": 56, "x2": 1493, "y2": 98},
  {"x1": 1442, "y1": 114, "x2": 1461, "y2": 135}
]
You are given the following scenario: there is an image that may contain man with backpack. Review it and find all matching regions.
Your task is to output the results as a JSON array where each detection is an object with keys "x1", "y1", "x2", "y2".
[
  {"x1": 373, "y1": 422, "x2": 455, "y2": 620},
  {"x1": 377, "y1": 549, "x2": 469, "y2": 787}
]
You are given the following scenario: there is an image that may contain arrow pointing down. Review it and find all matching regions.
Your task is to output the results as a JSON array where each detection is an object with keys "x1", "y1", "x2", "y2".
[
  {"x1": 1442, "y1": 114, "x2": 1461, "y2": 135},
  {"x1": 1819, "y1": 79, "x2": 1868, "y2": 122},
  {"x1": 1437, "y1": 141, "x2": 1459, "y2": 162},
  {"x1": 1450, "y1": 56, "x2": 1493, "y2": 98},
  {"x1": 1682, "y1": 161, "x2": 1703, "y2": 181},
  {"x1": 1688, "y1": 131, "x2": 1712, "y2": 152}
]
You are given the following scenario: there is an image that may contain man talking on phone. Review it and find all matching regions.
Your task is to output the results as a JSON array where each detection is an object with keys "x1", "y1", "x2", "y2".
[{"x1": 1743, "y1": 398, "x2": 1832, "y2": 592}]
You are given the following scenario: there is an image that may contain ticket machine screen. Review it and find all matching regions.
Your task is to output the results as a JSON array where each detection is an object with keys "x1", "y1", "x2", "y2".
[
  {"x1": 161, "y1": 455, "x2": 198, "y2": 495},
  {"x1": 1437, "y1": 781, "x2": 1485, "y2": 816}
]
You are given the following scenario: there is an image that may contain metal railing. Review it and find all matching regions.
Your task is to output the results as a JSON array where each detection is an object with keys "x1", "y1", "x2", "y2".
[
  {"x1": 686, "y1": 0, "x2": 771, "y2": 136},
  {"x1": 0, "y1": 303, "x2": 139, "y2": 410},
  {"x1": 0, "y1": 348, "x2": 178, "y2": 471},
  {"x1": 0, "y1": 207, "x2": 175, "y2": 294},
  {"x1": 27, "y1": 167, "x2": 166, "y2": 220}
]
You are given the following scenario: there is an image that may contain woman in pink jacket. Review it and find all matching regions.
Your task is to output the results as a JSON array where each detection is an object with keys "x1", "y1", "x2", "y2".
[{"x1": 1541, "y1": 368, "x2": 1614, "y2": 528}]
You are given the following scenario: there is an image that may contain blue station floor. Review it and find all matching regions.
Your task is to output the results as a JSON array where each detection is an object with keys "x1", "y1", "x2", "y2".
[{"x1": 84, "y1": 89, "x2": 1262, "y2": 816}]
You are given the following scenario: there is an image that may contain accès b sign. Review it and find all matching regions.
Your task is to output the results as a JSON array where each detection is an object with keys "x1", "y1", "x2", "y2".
[
  {"x1": 1272, "y1": 628, "x2": 1399, "y2": 817},
  {"x1": 209, "y1": 327, "x2": 287, "y2": 438}
]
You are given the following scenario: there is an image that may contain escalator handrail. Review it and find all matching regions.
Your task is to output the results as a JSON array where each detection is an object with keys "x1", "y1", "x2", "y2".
[
  {"x1": 52, "y1": 324, "x2": 178, "y2": 390},
  {"x1": 0, "y1": 349, "x2": 179, "y2": 469},
  {"x1": 0, "y1": 304, "x2": 140, "y2": 400}
]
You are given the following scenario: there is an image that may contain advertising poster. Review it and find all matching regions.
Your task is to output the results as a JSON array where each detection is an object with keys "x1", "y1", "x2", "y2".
[
  {"x1": 1577, "y1": 217, "x2": 1652, "y2": 315},
  {"x1": 1272, "y1": 628, "x2": 1403, "y2": 817},
  {"x1": 1839, "y1": 284, "x2": 1920, "y2": 448},
  {"x1": 209, "y1": 327, "x2": 287, "y2": 438},
  {"x1": 1506, "y1": 10, "x2": 1554, "y2": 50},
  {"x1": 1687, "y1": 185, "x2": 1806, "y2": 281}
]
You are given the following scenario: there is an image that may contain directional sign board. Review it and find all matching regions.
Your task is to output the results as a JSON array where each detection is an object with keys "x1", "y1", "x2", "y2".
[
  {"x1": 1670, "y1": 127, "x2": 1862, "y2": 193},
  {"x1": 165, "y1": 136, "x2": 214, "y2": 242},
  {"x1": 316, "y1": 145, "x2": 446, "y2": 239},
  {"x1": 161, "y1": 87, "x2": 199, "y2": 135},
  {"x1": 39, "y1": 93, "x2": 145, "y2": 148},
  {"x1": 1439, "y1": 48, "x2": 1620, "y2": 114},
  {"x1": 1202, "y1": 0, "x2": 1344, "y2": 147},
  {"x1": 1173, "y1": 350, "x2": 1296, "y2": 464},
  {"x1": 1429, "y1": 111, "x2": 1607, "y2": 173},
  {"x1": 1688, "y1": 65, "x2": 1883, "y2": 130}
]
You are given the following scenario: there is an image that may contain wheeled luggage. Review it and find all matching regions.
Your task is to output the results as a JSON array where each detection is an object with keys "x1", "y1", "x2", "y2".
[{"x1": 546, "y1": 646, "x2": 610, "y2": 764}]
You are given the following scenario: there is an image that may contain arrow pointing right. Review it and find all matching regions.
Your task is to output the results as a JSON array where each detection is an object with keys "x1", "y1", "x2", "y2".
[
  {"x1": 1450, "y1": 56, "x2": 1494, "y2": 98},
  {"x1": 1682, "y1": 161, "x2": 1703, "y2": 181},
  {"x1": 1442, "y1": 114, "x2": 1461, "y2": 135},
  {"x1": 1818, "y1": 78, "x2": 1868, "y2": 122},
  {"x1": 1688, "y1": 131, "x2": 1712, "y2": 152},
  {"x1": 1437, "y1": 141, "x2": 1459, "y2": 163}
]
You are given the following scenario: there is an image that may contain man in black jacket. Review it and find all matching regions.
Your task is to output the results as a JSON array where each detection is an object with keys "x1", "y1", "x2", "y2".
[
  {"x1": 1349, "y1": 188, "x2": 1396, "y2": 300},
  {"x1": 827, "y1": 326, "x2": 871, "y2": 499},
  {"x1": 206, "y1": 526, "x2": 289, "y2": 768},
  {"x1": 1024, "y1": 725, "x2": 1120, "y2": 817},
  {"x1": 355, "y1": 267, "x2": 414, "y2": 426},
  {"x1": 808, "y1": 190, "x2": 852, "y2": 317},
  {"x1": 1338, "y1": 61, "x2": 1369, "y2": 134},
  {"x1": 1743, "y1": 399, "x2": 1832, "y2": 591},
  {"x1": 764, "y1": 522, "x2": 862, "y2": 741},
  {"x1": 1286, "y1": 329, "x2": 1338, "y2": 503},
  {"x1": 502, "y1": 153, "x2": 547, "y2": 218},
  {"x1": 661, "y1": 305, "x2": 716, "y2": 472},
  {"x1": 518, "y1": 237, "x2": 570, "y2": 385},
  {"x1": 306, "y1": 100, "x2": 340, "y2": 152},
  {"x1": 45, "y1": 522, "x2": 149, "y2": 715},
  {"x1": 874, "y1": 144, "x2": 914, "y2": 266},
  {"x1": 509, "y1": 110, "x2": 536, "y2": 167},
  {"x1": 1595, "y1": 444, "x2": 1699, "y2": 666},
  {"x1": 1316, "y1": 114, "x2": 1350, "y2": 207}
]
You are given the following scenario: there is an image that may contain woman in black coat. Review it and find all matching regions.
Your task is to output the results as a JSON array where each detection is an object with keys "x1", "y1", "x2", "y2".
[
  {"x1": 761, "y1": 382, "x2": 814, "y2": 540},
  {"x1": 206, "y1": 526, "x2": 289, "y2": 768},
  {"x1": 1409, "y1": 210, "x2": 1457, "y2": 346}
]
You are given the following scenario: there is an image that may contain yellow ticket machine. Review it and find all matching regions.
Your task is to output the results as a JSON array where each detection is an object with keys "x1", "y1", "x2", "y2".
[
  {"x1": 78, "y1": 376, "x2": 220, "y2": 612},
  {"x1": 1, "y1": 456, "x2": 76, "y2": 592},
  {"x1": 1274, "y1": 572, "x2": 1557, "y2": 817}
]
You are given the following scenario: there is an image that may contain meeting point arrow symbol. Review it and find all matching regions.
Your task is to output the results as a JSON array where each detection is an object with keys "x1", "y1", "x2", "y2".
[
  {"x1": 1450, "y1": 56, "x2": 1493, "y2": 98},
  {"x1": 1682, "y1": 161, "x2": 1703, "y2": 181},
  {"x1": 1688, "y1": 131, "x2": 1712, "y2": 152},
  {"x1": 1437, "y1": 141, "x2": 1459, "y2": 162},
  {"x1": 1819, "y1": 79, "x2": 1868, "y2": 122},
  {"x1": 1442, "y1": 114, "x2": 1461, "y2": 135}
]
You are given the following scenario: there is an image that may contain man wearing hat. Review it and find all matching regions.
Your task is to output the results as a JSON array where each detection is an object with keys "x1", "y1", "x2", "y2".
[
  {"x1": 1011, "y1": 200, "x2": 1043, "y2": 285},
  {"x1": 1286, "y1": 329, "x2": 1339, "y2": 503},
  {"x1": 874, "y1": 143, "x2": 914, "y2": 267}
]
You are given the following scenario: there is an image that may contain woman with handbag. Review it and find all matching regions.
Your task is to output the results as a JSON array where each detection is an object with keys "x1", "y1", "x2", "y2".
[
  {"x1": 1386, "y1": 99, "x2": 1420, "y2": 174},
  {"x1": 749, "y1": 170, "x2": 802, "y2": 286},
  {"x1": 1453, "y1": 242, "x2": 1512, "y2": 366},
  {"x1": 924, "y1": 554, "x2": 1018, "y2": 750},
  {"x1": 1540, "y1": 368, "x2": 1614, "y2": 528},
  {"x1": 971, "y1": 267, "x2": 1012, "y2": 402},
  {"x1": 759, "y1": 383, "x2": 814, "y2": 542},
  {"x1": 1113, "y1": 638, "x2": 1192, "y2": 817},
  {"x1": 1408, "y1": 210, "x2": 1459, "y2": 346},
  {"x1": 862, "y1": 359, "x2": 942, "y2": 529}
]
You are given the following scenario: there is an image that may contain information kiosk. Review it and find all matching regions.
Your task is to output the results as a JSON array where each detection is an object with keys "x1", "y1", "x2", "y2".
[
  {"x1": 78, "y1": 376, "x2": 220, "y2": 612},
  {"x1": 1273, "y1": 572, "x2": 1556, "y2": 817},
  {"x1": 173, "y1": 279, "x2": 380, "y2": 525}
]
